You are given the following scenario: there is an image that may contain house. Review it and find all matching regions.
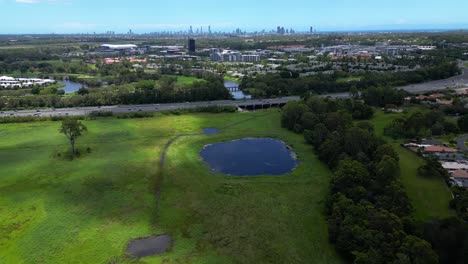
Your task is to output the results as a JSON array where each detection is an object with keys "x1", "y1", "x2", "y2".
[
  {"x1": 435, "y1": 152, "x2": 466, "y2": 161},
  {"x1": 450, "y1": 170, "x2": 468, "y2": 187},
  {"x1": 436, "y1": 99, "x2": 453, "y2": 106},
  {"x1": 441, "y1": 162, "x2": 468, "y2": 171},
  {"x1": 424, "y1": 146, "x2": 458, "y2": 153}
]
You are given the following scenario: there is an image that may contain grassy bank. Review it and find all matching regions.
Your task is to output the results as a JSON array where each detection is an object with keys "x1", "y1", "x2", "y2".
[
  {"x1": 0, "y1": 110, "x2": 342, "y2": 263},
  {"x1": 162, "y1": 75, "x2": 204, "y2": 85},
  {"x1": 371, "y1": 109, "x2": 455, "y2": 221}
]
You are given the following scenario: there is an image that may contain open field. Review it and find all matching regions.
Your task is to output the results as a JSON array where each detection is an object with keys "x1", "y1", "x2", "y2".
[
  {"x1": 336, "y1": 77, "x2": 361, "y2": 83},
  {"x1": 395, "y1": 146, "x2": 455, "y2": 220},
  {"x1": 223, "y1": 76, "x2": 240, "y2": 82},
  {"x1": 371, "y1": 109, "x2": 455, "y2": 221},
  {"x1": 0, "y1": 110, "x2": 342, "y2": 263},
  {"x1": 162, "y1": 75, "x2": 204, "y2": 85}
]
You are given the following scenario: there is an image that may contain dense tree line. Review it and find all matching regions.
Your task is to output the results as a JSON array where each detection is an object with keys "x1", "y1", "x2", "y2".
[
  {"x1": 423, "y1": 217, "x2": 468, "y2": 264},
  {"x1": 450, "y1": 187, "x2": 468, "y2": 222},
  {"x1": 241, "y1": 62, "x2": 459, "y2": 98},
  {"x1": 281, "y1": 97, "x2": 440, "y2": 263},
  {"x1": 384, "y1": 110, "x2": 460, "y2": 139},
  {"x1": 0, "y1": 75, "x2": 230, "y2": 110},
  {"x1": 0, "y1": 47, "x2": 69, "y2": 62}
]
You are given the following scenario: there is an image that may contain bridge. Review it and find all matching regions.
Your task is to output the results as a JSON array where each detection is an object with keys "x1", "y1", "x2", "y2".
[
  {"x1": 225, "y1": 84, "x2": 240, "y2": 92},
  {"x1": 0, "y1": 96, "x2": 302, "y2": 118}
]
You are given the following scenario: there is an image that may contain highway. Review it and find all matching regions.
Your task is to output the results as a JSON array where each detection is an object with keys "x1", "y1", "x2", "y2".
[
  {"x1": 0, "y1": 97, "x2": 303, "y2": 118},
  {"x1": 398, "y1": 61, "x2": 468, "y2": 93},
  {"x1": 2, "y1": 62, "x2": 466, "y2": 118}
]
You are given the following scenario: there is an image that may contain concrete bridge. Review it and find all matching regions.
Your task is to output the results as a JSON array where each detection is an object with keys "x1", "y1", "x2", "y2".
[{"x1": 225, "y1": 85, "x2": 240, "y2": 92}]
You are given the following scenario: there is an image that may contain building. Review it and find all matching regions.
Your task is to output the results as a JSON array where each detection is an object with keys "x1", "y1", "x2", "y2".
[
  {"x1": 450, "y1": 170, "x2": 468, "y2": 187},
  {"x1": 99, "y1": 44, "x2": 138, "y2": 50},
  {"x1": 0, "y1": 76, "x2": 55, "y2": 89},
  {"x1": 441, "y1": 162, "x2": 468, "y2": 171},
  {"x1": 188, "y1": 38, "x2": 196, "y2": 52},
  {"x1": 417, "y1": 46, "x2": 437, "y2": 51},
  {"x1": 241, "y1": 54, "x2": 261, "y2": 63},
  {"x1": 424, "y1": 146, "x2": 458, "y2": 153}
]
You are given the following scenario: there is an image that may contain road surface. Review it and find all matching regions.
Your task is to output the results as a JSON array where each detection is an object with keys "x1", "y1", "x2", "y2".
[
  {"x1": 398, "y1": 61, "x2": 468, "y2": 93},
  {"x1": 0, "y1": 97, "x2": 303, "y2": 118},
  {"x1": 456, "y1": 134, "x2": 468, "y2": 152},
  {"x1": 3, "y1": 62, "x2": 466, "y2": 118}
]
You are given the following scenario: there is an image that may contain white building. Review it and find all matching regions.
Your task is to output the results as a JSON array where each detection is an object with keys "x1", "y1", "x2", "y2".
[
  {"x1": 0, "y1": 76, "x2": 55, "y2": 89},
  {"x1": 100, "y1": 44, "x2": 138, "y2": 50},
  {"x1": 241, "y1": 54, "x2": 261, "y2": 63},
  {"x1": 417, "y1": 46, "x2": 437, "y2": 51},
  {"x1": 441, "y1": 161, "x2": 468, "y2": 171}
]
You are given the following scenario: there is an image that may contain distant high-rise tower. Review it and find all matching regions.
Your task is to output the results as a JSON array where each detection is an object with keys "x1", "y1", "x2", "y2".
[
  {"x1": 208, "y1": 25, "x2": 211, "y2": 34},
  {"x1": 310, "y1": 26, "x2": 313, "y2": 33},
  {"x1": 188, "y1": 38, "x2": 196, "y2": 52},
  {"x1": 189, "y1": 26, "x2": 193, "y2": 34}
]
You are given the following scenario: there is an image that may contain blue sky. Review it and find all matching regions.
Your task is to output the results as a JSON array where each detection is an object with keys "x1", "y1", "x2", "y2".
[{"x1": 1, "y1": 0, "x2": 468, "y2": 33}]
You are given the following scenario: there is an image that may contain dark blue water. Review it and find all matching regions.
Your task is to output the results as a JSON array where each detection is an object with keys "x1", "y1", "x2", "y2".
[
  {"x1": 200, "y1": 138, "x2": 298, "y2": 176},
  {"x1": 59, "y1": 80, "x2": 84, "y2": 94},
  {"x1": 203, "y1": 128, "x2": 220, "y2": 135}
]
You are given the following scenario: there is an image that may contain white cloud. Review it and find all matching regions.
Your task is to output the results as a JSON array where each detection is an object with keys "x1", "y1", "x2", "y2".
[
  {"x1": 15, "y1": 0, "x2": 71, "y2": 3},
  {"x1": 16, "y1": 0, "x2": 40, "y2": 3}
]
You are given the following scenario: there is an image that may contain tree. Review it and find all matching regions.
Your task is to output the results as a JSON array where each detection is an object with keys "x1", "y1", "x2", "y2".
[
  {"x1": 60, "y1": 118, "x2": 87, "y2": 156},
  {"x1": 457, "y1": 114, "x2": 468, "y2": 132},
  {"x1": 399, "y1": 235, "x2": 439, "y2": 264},
  {"x1": 281, "y1": 101, "x2": 308, "y2": 132}
]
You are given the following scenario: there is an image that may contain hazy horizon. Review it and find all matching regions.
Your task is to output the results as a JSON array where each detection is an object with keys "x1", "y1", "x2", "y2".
[{"x1": 1, "y1": 0, "x2": 468, "y2": 34}]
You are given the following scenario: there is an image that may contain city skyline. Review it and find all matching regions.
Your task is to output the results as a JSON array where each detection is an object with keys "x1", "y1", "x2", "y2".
[{"x1": 1, "y1": 0, "x2": 468, "y2": 34}]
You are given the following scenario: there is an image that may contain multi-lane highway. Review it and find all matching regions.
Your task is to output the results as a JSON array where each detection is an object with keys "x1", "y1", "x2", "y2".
[
  {"x1": 0, "y1": 97, "x2": 302, "y2": 118},
  {"x1": 2, "y1": 62, "x2": 467, "y2": 118},
  {"x1": 397, "y1": 61, "x2": 468, "y2": 93}
]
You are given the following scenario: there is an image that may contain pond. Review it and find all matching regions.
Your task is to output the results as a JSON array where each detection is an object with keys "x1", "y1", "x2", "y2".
[
  {"x1": 200, "y1": 138, "x2": 299, "y2": 176},
  {"x1": 59, "y1": 80, "x2": 85, "y2": 94},
  {"x1": 127, "y1": 234, "x2": 172, "y2": 258},
  {"x1": 224, "y1": 80, "x2": 252, "y2": 100},
  {"x1": 203, "y1": 128, "x2": 220, "y2": 135}
]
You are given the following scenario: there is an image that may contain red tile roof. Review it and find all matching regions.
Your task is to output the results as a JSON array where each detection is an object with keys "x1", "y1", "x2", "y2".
[
  {"x1": 424, "y1": 146, "x2": 458, "y2": 153},
  {"x1": 451, "y1": 170, "x2": 468, "y2": 179}
]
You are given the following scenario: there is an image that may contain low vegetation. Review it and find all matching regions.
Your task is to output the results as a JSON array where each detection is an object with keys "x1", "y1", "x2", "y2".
[{"x1": 0, "y1": 110, "x2": 342, "y2": 263}]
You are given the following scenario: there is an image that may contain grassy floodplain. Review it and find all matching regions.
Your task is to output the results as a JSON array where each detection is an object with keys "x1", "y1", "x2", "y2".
[
  {"x1": 0, "y1": 110, "x2": 342, "y2": 264},
  {"x1": 371, "y1": 110, "x2": 455, "y2": 221},
  {"x1": 161, "y1": 75, "x2": 204, "y2": 85}
]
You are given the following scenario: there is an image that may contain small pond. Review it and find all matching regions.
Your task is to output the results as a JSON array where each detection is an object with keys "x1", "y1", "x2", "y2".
[
  {"x1": 200, "y1": 138, "x2": 298, "y2": 176},
  {"x1": 59, "y1": 80, "x2": 85, "y2": 94},
  {"x1": 127, "y1": 234, "x2": 172, "y2": 258},
  {"x1": 203, "y1": 128, "x2": 220, "y2": 135}
]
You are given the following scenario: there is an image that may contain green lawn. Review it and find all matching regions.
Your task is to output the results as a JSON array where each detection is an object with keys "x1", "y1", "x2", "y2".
[
  {"x1": 0, "y1": 110, "x2": 342, "y2": 264},
  {"x1": 464, "y1": 62, "x2": 468, "y2": 68},
  {"x1": 162, "y1": 75, "x2": 204, "y2": 85},
  {"x1": 336, "y1": 77, "x2": 361, "y2": 83},
  {"x1": 395, "y1": 145, "x2": 455, "y2": 220},
  {"x1": 223, "y1": 76, "x2": 240, "y2": 82},
  {"x1": 371, "y1": 109, "x2": 455, "y2": 221}
]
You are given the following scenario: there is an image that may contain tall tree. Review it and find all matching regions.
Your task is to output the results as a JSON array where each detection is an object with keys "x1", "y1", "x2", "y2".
[{"x1": 60, "y1": 118, "x2": 87, "y2": 156}]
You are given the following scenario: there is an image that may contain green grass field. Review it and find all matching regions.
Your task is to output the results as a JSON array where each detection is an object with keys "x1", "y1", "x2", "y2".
[
  {"x1": 371, "y1": 110, "x2": 455, "y2": 221},
  {"x1": 336, "y1": 77, "x2": 361, "y2": 83},
  {"x1": 0, "y1": 110, "x2": 342, "y2": 264},
  {"x1": 162, "y1": 75, "x2": 204, "y2": 85},
  {"x1": 223, "y1": 76, "x2": 240, "y2": 82}
]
